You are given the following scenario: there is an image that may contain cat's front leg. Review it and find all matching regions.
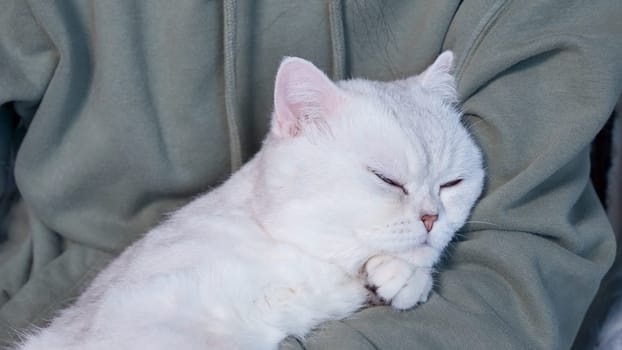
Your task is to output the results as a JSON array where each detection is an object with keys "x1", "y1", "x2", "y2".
[{"x1": 364, "y1": 255, "x2": 433, "y2": 310}]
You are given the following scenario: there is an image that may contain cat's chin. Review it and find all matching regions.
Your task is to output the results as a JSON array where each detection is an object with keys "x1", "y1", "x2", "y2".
[
  {"x1": 399, "y1": 244, "x2": 442, "y2": 267},
  {"x1": 356, "y1": 238, "x2": 438, "y2": 267}
]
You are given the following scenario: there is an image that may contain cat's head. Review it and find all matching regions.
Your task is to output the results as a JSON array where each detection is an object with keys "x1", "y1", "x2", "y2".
[{"x1": 254, "y1": 52, "x2": 484, "y2": 272}]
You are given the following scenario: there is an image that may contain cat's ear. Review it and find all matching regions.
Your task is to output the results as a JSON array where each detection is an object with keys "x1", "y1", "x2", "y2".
[
  {"x1": 272, "y1": 57, "x2": 343, "y2": 138},
  {"x1": 414, "y1": 51, "x2": 457, "y2": 102}
]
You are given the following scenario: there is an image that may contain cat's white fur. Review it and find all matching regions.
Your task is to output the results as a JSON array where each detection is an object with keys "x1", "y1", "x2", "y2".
[{"x1": 13, "y1": 51, "x2": 484, "y2": 350}]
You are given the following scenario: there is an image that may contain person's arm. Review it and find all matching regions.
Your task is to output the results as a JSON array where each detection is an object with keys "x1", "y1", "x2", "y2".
[{"x1": 285, "y1": 1, "x2": 622, "y2": 349}]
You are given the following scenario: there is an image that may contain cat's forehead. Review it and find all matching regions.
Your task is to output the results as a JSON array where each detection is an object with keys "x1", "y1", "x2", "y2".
[
  {"x1": 340, "y1": 79, "x2": 453, "y2": 123},
  {"x1": 336, "y1": 78, "x2": 472, "y2": 175},
  {"x1": 339, "y1": 79, "x2": 460, "y2": 142}
]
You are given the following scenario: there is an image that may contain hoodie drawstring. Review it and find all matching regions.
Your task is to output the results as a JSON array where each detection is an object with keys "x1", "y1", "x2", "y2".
[
  {"x1": 223, "y1": 0, "x2": 346, "y2": 172},
  {"x1": 328, "y1": 0, "x2": 346, "y2": 80},
  {"x1": 223, "y1": 0, "x2": 242, "y2": 171}
]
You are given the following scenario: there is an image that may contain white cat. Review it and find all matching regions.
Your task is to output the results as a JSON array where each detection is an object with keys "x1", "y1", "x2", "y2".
[{"x1": 13, "y1": 51, "x2": 484, "y2": 350}]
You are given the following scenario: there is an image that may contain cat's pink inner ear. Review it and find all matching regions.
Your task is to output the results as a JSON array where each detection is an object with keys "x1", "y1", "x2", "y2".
[{"x1": 272, "y1": 57, "x2": 342, "y2": 138}]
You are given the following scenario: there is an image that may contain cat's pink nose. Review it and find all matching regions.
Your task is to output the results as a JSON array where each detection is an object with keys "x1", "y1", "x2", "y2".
[{"x1": 421, "y1": 214, "x2": 438, "y2": 232}]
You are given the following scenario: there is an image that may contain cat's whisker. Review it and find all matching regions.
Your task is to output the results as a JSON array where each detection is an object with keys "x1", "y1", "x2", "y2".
[
  {"x1": 452, "y1": 232, "x2": 467, "y2": 240},
  {"x1": 462, "y1": 118, "x2": 487, "y2": 132},
  {"x1": 464, "y1": 220, "x2": 500, "y2": 227}
]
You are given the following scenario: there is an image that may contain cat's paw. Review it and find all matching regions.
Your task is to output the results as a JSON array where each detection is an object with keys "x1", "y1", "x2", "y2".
[{"x1": 364, "y1": 255, "x2": 433, "y2": 310}]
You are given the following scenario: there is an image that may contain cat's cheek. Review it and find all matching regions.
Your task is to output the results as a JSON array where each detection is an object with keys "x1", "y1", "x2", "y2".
[
  {"x1": 354, "y1": 220, "x2": 429, "y2": 255},
  {"x1": 356, "y1": 193, "x2": 404, "y2": 223},
  {"x1": 426, "y1": 223, "x2": 456, "y2": 252},
  {"x1": 440, "y1": 194, "x2": 474, "y2": 226},
  {"x1": 401, "y1": 246, "x2": 440, "y2": 267}
]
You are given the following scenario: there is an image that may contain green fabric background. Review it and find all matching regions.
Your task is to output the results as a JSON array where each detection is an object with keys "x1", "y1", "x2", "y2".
[{"x1": 1, "y1": 1, "x2": 621, "y2": 349}]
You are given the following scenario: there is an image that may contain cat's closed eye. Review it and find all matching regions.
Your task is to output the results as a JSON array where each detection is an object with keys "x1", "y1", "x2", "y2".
[
  {"x1": 369, "y1": 168, "x2": 408, "y2": 195},
  {"x1": 440, "y1": 179, "x2": 463, "y2": 189}
]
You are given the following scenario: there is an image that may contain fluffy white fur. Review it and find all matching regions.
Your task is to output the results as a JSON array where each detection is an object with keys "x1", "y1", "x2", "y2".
[
  {"x1": 597, "y1": 300, "x2": 622, "y2": 349},
  {"x1": 12, "y1": 51, "x2": 484, "y2": 350}
]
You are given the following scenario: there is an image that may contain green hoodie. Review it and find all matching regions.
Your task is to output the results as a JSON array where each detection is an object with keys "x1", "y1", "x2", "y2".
[{"x1": 1, "y1": 1, "x2": 620, "y2": 349}]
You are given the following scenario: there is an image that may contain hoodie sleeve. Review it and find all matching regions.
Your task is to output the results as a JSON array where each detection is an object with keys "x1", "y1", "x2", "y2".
[
  {"x1": 0, "y1": 0, "x2": 62, "y2": 338},
  {"x1": 0, "y1": 0, "x2": 57, "y2": 303},
  {"x1": 0, "y1": 0, "x2": 57, "y2": 118},
  {"x1": 284, "y1": 1, "x2": 622, "y2": 349},
  {"x1": 0, "y1": 0, "x2": 56, "y2": 199}
]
